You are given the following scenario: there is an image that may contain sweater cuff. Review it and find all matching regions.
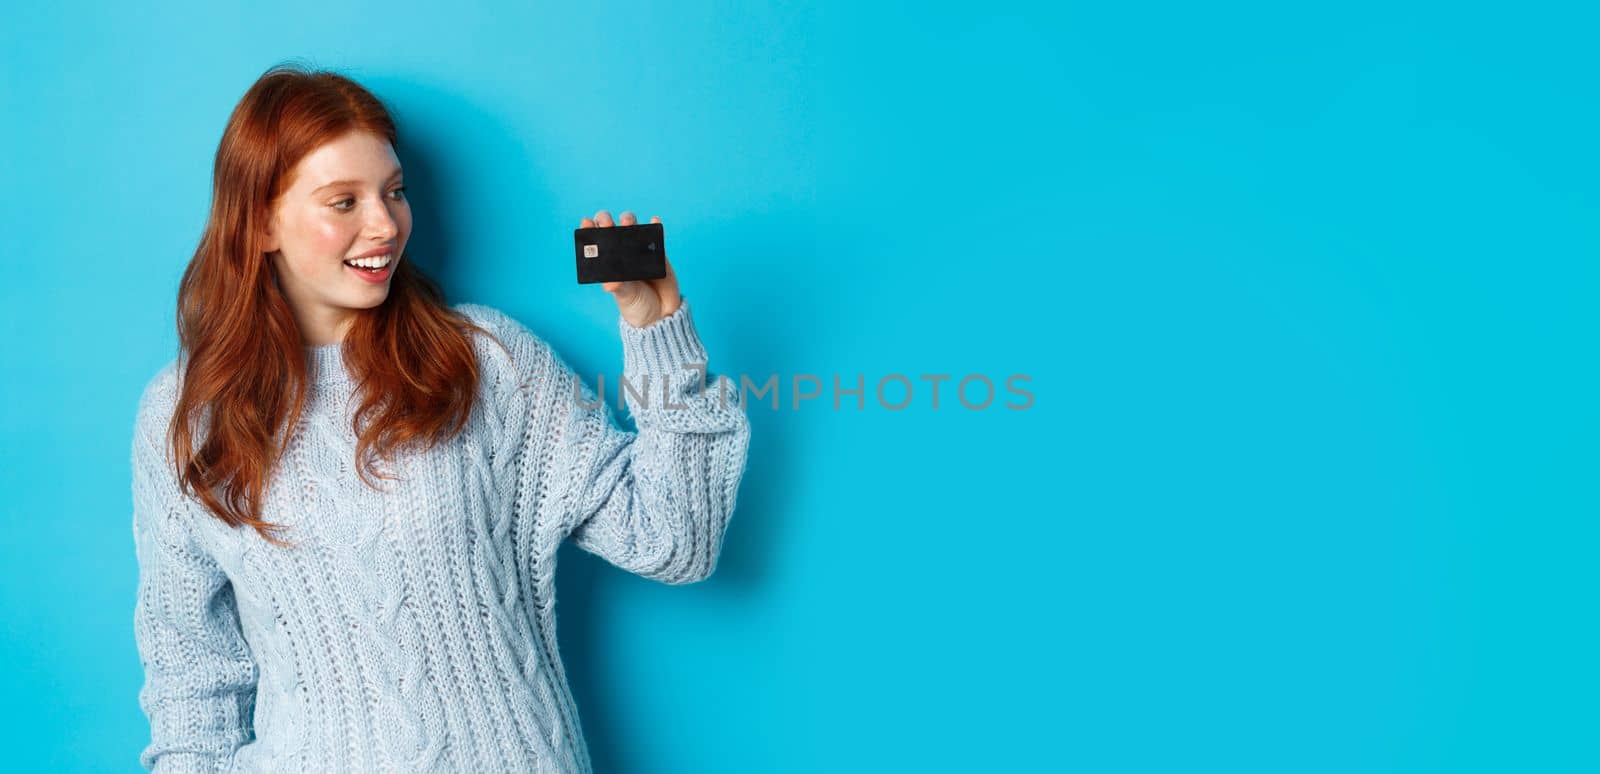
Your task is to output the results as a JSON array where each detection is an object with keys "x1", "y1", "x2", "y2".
[
  {"x1": 619, "y1": 297, "x2": 708, "y2": 376},
  {"x1": 148, "y1": 751, "x2": 235, "y2": 774}
]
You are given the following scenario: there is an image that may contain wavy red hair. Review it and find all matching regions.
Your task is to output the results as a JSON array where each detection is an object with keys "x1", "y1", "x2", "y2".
[{"x1": 167, "y1": 63, "x2": 496, "y2": 546}]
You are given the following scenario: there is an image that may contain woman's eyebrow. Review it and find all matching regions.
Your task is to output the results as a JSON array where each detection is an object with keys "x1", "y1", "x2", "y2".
[{"x1": 311, "y1": 169, "x2": 403, "y2": 194}]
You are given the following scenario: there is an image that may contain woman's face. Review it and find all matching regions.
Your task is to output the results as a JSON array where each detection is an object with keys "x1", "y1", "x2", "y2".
[{"x1": 264, "y1": 130, "x2": 411, "y2": 345}]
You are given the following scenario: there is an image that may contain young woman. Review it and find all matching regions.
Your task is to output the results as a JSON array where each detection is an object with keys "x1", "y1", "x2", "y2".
[{"x1": 131, "y1": 64, "x2": 751, "y2": 773}]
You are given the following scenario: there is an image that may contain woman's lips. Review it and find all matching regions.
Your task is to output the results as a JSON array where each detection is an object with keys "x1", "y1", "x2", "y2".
[
  {"x1": 346, "y1": 260, "x2": 394, "y2": 283},
  {"x1": 350, "y1": 245, "x2": 397, "y2": 259}
]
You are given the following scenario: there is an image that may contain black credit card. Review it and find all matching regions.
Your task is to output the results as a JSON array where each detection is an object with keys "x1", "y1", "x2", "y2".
[{"x1": 574, "y1": 223, "x2": 668, "y2": 284}]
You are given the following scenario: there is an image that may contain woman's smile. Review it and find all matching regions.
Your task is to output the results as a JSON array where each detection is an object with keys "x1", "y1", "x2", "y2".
[{"x1": 343, "y1": 251, "x2": 395, "y2": 282}]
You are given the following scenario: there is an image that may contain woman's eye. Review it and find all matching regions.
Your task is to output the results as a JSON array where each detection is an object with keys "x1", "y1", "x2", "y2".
[{"x1": 332, "y1": 188, "x2": 404, "y2": 211}]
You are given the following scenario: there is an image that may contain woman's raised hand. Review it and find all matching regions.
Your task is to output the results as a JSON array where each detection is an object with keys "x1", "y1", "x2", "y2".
[{"x1": 581, "y1": 210, "x2": 681, "y2": 328}]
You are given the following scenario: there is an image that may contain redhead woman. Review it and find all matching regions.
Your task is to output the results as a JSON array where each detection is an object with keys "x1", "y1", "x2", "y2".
[{"x1": 130, "y1": 63, "x2": 751, "y2": 773}]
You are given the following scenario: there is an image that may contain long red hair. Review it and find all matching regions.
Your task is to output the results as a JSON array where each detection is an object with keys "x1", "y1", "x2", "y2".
[{"x1": 168, "y1": 63, "x2": 495, "y2": 546}]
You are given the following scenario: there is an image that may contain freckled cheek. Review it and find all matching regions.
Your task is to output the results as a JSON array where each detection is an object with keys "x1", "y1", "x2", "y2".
[
  {"x1": 313, "y1": 219, "x2": 356, "y2": 252},
  {"x1": 299, "y1": 220, "x2": 356, "y2": 269}
]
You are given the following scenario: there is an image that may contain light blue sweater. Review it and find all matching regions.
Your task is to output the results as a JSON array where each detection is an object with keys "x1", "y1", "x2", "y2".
[{"x1": 131, "y1": 299, "x2": 751, "y2": 773}]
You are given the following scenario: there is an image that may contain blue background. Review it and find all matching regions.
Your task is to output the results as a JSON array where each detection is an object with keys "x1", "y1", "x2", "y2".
[{"x1": 2, "y1": 1, "x2": 1596, "y2": 771}]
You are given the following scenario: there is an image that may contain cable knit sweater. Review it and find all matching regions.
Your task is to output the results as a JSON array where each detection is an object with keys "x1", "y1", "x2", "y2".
[{"x1": 131, "y1": 299, "x2": 750, "y2": 773}]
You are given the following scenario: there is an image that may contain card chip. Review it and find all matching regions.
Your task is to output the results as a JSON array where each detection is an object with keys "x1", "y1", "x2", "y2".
[{"x1": 583, "y1": 244, "x2": 599, "y2": 258}]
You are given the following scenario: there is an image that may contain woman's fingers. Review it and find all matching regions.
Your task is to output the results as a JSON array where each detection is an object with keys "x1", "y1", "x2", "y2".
[
  {"x1": 603, "y1": 278, "x2": 641, "y2": 299},
  {"x1": 642, "y1": 256, "x2": 681, "y2": 316},
  {"x1": 583, "y1": 210, "x2": 658, "y2": 228}
]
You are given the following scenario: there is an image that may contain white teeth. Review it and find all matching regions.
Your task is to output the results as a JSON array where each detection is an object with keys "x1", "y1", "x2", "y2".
[{"x1": 345, "y1": 254, "x2": 392, "y2": 268}]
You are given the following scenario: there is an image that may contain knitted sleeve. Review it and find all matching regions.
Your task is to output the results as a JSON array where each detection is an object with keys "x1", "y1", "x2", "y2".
[
  {"x1": 131, "y1": 371, "x2": 259, "y2": 773},
  {"x1": 562, "y1": 299, "x2": 751, "y2": 583},
  {"x1": 483, "y1": 298, "x2": 751, "y2": 584}
]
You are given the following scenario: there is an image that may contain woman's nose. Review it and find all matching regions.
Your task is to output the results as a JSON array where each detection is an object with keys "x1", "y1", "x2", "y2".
[{"x1": 366, "y1": 206, "x2": 399, "y2": 240}]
